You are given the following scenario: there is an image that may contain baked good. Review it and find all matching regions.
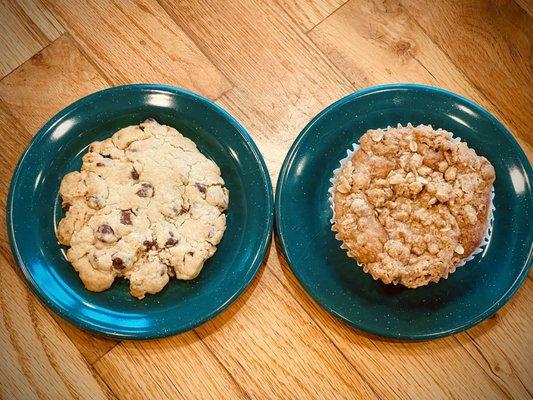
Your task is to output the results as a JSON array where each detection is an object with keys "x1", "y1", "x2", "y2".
[
  {"x1": 56, "y1": 119, "x2": 229, "y2": 299},
  {"x1": 331, "y1": 124, "x2": 495, "y2": 288}
]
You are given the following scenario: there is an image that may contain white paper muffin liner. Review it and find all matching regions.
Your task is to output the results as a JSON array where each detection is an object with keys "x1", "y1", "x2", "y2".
[{"x1": 328, "y1": 123, "x2": 495, "y2": 279}]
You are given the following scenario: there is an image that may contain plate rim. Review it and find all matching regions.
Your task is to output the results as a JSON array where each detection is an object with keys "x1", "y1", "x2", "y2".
[
  {"x1": 275, "y1": 83, "x2": 533, "y2": 340},
  {"x1": 7, "y1": 83, "x2": 274, "y2": 340}
]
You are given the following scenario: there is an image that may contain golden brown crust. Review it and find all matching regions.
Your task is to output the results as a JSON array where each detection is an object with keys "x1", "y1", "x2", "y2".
[{"x1": 332, "y1": 124, "x2": 495, "y2": 288}]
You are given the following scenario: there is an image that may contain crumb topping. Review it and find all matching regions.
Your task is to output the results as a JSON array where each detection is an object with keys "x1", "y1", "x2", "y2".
[{"x1": 332, "y1": 124, "x2": 495, "y2": 288}]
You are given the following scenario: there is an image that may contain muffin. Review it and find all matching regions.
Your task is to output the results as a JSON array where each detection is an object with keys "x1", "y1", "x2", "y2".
[{"x1": 331, "y1": 124, "x2": 495, "y2": 288}]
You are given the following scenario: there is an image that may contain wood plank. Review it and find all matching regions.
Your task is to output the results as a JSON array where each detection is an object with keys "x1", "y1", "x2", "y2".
[
  {"x1": 308, "y1": 0, "x2": 532, "y2": 160},
  {"x1": 0, "y1": 36, "x2": 117, "y2": 365},
  {"x1": 271, "y1": 242, "x2": 517, "y2": 399},
  {"x1": 0, "y1": 251, "x2": 113, "y2": 400},
  {"x1": 216, "y1": 93, "x2": 289, "y2": 182},
  {"x1": 401, "y1": 0, "x2": 533, "y2": 145},
  {"x1": 15, "y1": 0, "x2": 64, "y2": 39},
  {"x1": 43, "y1": 0, "x2": 232, "y2": 98},
  {"x1": 0, "y1": 0, "x2": 63, "y2": 77},
  {"x1": 457, "y1": 279, "x2": 533, "y2": 399},
  {"x1": 514, "y1": 0, "x2": 533, "y2": 16},
  {"x1": 0, "y1": 34, "x2": 108, "y2": 134},
  {"x1": 0, "y1": 105, "x2": 33, "y2": 253},
  {"x1": 160, "y1": 0, "x2": 354, "y2": 179},
  {"x1": 275, "y1": 0, "x2": 347, "y2": 32},
  {"x1": 0, "y1": 34, "x2": 108, "y2": 252},
  {"x1": 94, "y1": 331, "x2": 248, "y2": 400},
  {"x1": 195, "y1": 262, "x2": 379, "y2": 399}
]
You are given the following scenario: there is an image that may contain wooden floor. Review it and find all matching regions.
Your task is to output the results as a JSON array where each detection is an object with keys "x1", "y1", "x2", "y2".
[{"x1": 1, "y1": 1, "x2": 532, "y2": 399}]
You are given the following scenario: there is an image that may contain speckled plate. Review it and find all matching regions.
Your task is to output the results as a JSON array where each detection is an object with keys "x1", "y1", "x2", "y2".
[
  {"x1": 7, "y1": 84, "x2": 273, "y2": 339},
  {"x1": 275, "y1": 84, "x2": 532, "y2": 340}
]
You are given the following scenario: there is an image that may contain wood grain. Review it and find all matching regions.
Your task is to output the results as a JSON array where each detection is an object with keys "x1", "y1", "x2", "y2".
[
  {"x1": 514, "y1": 0, "x2": 533, "y2": 16},
  {"x1": 0, "y1": 34, "x2": 108, "y2": 134},
  {"x1": 0, "y1": 0, "x2": 532, "y2": 399},
  {"x1": 275, "y1": 0, "x2": 347, "y2": 31},
  {"x1": 14, "y1": 0, "x2": 64, "y2": 39},
  {"x1": 96, "y1": 261, "x2": 378, "y2": 399},
  {"x1": 0, "y1": 104, "x2": 33, "y2": 259},
  {"x1": 195, "y1": 262, "x2": 378, "y2": 399},
  {"x1": 0, "y1": 0, "x2": 63, "y2": 77},
  {"x1": 401, "y1": 0, "x2": 533, "y2": 145},
  {"x1": 0, "y1": 36, "x2": 117, "y2": 365},
  {"x1": 457, "y1": 279, "x2": 533, "y2": 399},
  {"x1": 94, "y1": 332, "x2": 248, "y2": 400},
  {"x1": 0, "y1": 250, "x2": 112, "y2": 400},
  {"x1": 0, "y1": 34, "x2": 108, "y2": 253},
  {"x1": 43, "y1": 0, "x2": 232, "y2": 98}
]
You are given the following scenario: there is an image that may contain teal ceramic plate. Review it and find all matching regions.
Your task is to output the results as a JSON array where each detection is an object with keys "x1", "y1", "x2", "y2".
[
  {"x1": 8, "y1": 84, "x2": 273, "y2": 339},
  {"x1": 276, "y1": 84, "x2": 532, "y2": 340}
]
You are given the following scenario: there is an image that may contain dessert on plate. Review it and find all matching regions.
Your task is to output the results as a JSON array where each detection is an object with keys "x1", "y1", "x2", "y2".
[
  {"x1": 57, "y1": 119, "x2": 229, "y2": 299},
  {"x1": 331, "y1": 124, "x2": 495, "y2": 288}
]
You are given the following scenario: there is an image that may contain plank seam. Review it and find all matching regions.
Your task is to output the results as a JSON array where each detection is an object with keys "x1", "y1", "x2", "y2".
[
  {"x1": 191, "y1": 330, "x2": 253, "y2": 400},
  {"x1": 513, "y1": 0, "x2": 533, "y2": 17},
  {"x1": 0, "y1": 250, "x2": 120, "y2": 400},
  {"x1": 6, "y1": 0, "x2": 50, "y2": 45},
  {"x1": 305, "y1": 0, "x2": 350, "y2": 35},
  {"x1": 304, "y1": 25, "x2": 365, "y2": 89},
  {"x1": 0, "y1": 34, "x2": 63, "y2": 83},
  {"x1": 155, "y1": 0, "x2": 236, "y2": 93},
  {"x1": 213, "y1": 86, "x2": 235, "y2": 103},
  {"x1": 270, "y1": 241, "x2": 384, "y2": 399},
  {"x1": 64, "y1": 31, "x2": 118, "y2": 87}
]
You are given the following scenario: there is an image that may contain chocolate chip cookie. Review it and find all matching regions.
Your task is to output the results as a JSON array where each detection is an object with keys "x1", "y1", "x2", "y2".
[
  {"x1": 332, "y1": 124, "x2": 495, "y2": 288},
  {"x1": 57, "y1": 119, "x2": 229, "y2": 299}
]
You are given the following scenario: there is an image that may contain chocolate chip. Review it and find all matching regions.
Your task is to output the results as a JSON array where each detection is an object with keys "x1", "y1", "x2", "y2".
[
  {"x1": 96, "y1": 162, "x2": 104, "y2": 167},
  {"x1": 195, "y1": 182, "x2": 207, "y2": 194},
  {"x1": 131, "y1": 168, "x2": 140, "y2": 180},
  {"x1": 179, "y1": 205, "x2": 189, "y2": 215},
  {"x1": 139, "y1": 125, "x2": 145, "y2": 131},
  {"x1": 160, "y1": 270, "x2": 166, "y2": 277},
  {"x1": 62, "y1": 202, "x2": 71, "y2": 212},
  {"x1": 165, "y1": 237, "x2": 179, "y2": 246},
  {"x1": 97, "y1": 224, "x2": 114, "y2": 235},
  {"x1": 120, "y1": 210, "x2": 133, "y2": 225},
  {"x1": 112, "y1": 257, "x2": 125, "y2": 269},
  {"x1": 136, "y1": 182, "x2": 154, "y2": 197},
  {"x1": 187, "y1": 251, "x2": 194, "y2": 256},
  {"x1": 143, "y1": 239, "x2": 158, "y2": 251},
  {"x1": 102, "y1": 154, "x2": 112, "y2": 159}
]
